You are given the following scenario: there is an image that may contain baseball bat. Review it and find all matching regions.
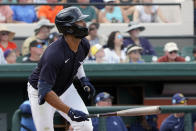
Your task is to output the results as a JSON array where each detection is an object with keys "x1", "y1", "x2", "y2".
[{"x1": 87, "y1": 106, "x2": 161, "y2": 118}]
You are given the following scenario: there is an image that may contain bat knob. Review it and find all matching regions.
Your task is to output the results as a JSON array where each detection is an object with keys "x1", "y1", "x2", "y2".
[{"x1": 84, "y1": 86, "x2": 90, "y2": 92}]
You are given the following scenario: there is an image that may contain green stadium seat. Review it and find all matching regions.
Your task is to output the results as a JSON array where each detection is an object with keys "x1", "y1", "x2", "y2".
[
  {"x1": 142, "y1": 55, "x2": 152, "y2": 62},
  {"x1": 11, "y1": 109, "x2": 21, "y2": 131},
  {"x1": 16, "y1": 56, "x2": 24, "y2": 63},
  {"x1": 154, "y1": 46, "x2": 164, "y2": 57},
  {"x1": 181, "y1": 46, "x2": 194, "y2": 57}
]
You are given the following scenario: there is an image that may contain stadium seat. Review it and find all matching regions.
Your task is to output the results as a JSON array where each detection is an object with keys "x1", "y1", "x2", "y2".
[
  {"x1": 142, "y1": 55, "x2": 153, "y2": 62},
  {"x1": 181, "y1": 46, "x2": 194, "y2": 57},
  {"x1": 154, "y1": 46, "x2": 164, "y2": 57}
]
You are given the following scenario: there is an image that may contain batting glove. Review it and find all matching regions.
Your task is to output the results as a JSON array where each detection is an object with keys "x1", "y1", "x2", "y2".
[
  {"x1": 80, "y1": 77, "x2": 96, "y2": 99},
  {"x1": 68, "y1": 108, "x2": 89, "y2": 122}
]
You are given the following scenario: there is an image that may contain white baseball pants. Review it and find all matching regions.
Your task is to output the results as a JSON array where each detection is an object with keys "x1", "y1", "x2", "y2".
[{"x1": 27, "y1": 82, "x2": 93, "y2": 131}]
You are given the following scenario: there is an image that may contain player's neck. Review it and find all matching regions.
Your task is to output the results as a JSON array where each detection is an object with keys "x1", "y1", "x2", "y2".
[{"x1": 64, "y1": 35, "x2": 81, "y2": 53}]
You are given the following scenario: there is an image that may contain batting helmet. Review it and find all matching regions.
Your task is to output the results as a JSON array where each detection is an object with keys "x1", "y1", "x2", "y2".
[{"x1": 55, "y1": 7, "x2": 89, "y2": 39}]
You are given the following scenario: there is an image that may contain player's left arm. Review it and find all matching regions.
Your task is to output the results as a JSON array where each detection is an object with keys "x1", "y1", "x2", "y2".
[{"x1": 76, "y1": 64, "x2": 96, "y2": 99}]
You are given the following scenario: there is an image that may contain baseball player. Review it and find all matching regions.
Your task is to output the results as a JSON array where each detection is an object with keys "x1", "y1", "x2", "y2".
[{"x1": 27, "y1": 7, "x2": 96, "y2": 131}]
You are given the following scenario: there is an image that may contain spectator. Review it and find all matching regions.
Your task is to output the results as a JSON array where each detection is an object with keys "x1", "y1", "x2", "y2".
[
  {"x1": 129, "y1": 115, "x2": 158, "y2": 131},
  {"x1": 37, "y1": 0, "x2": 63, "y2": 23},
  {"x1": 22, "y1": 19, "x2": 54, "y2": 56},
  {"x1": 22, "y1": 40, "x2": 44, "y2": 63},
  {"x1": 118, "y1": 0, "x2": 138, "y2": 22},
  {"x1": 157, "y1": 42, "x2": 185, "y2": 62},
  {"x1": 99, "y1": 0, "x2": 129, "y2": 23},
  {"x1": 11, "y1": 0, "x2": 37, "y2": 23},
  {"x1": 0, "y1": 48, "x2": 6, "y2": 64},
  {"x1": 0, "y1": 25, "x2": 17, "y2": 52},
  {"x1": 0, "y1": 0, "x2": 13, "y2": 23},
  {"x1": 193, "y1": 48, "x2": 196, "y2": 61},
  {"x1": 123, "y1": 22, "x2": 156, "y2": 55},
  {"x1": 76, "y1": 0, "x2": 97, "y2": 23},
  {"x1": 90, "y1": 44, "x2": 105, "y2": 63},
  {"x1": 3, "y1": 49, "x2": 17, "y2": 64},
  {"x1": 133, "y1": 0, "x2": 167, "y2": 23},
  {"x1": 48, "y1": 32, "x2": 60, "y2": 44},
  {"x1": 19, "y1": 100, "x2": 36, "y2": 131},
  {"x1": 126, "y1": 44, "x2": 144, "y2": 63},
  {"x1": 86, "y1": 22, "x2": 107, "y2": 46},
  {"x1": 104, "y1": 31, "x2": 126, "y2": 63},
  {"x1": 92, "y1": 92, "x2": 128, "y2": 131},
  {"x1": 160, "y1": 93, "x2": 196, "y2": 131}
]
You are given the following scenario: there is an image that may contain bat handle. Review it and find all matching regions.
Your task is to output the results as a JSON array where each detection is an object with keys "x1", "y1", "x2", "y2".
[{"x1": 87, "y1": 114, "x2": 100, "y2": 118}]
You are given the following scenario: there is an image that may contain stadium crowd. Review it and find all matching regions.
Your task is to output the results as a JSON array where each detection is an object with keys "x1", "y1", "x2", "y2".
[{"x1": 0, "y1": 0, "x2": 195, "y2": 65}]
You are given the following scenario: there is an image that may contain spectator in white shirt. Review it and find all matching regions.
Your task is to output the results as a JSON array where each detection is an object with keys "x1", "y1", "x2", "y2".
[
  {"x1": 104, "y1": 31, "x2": 126, "y2": 63},
  {"x1": 133, "y1": 0, "x2": 167, "y2": 23}
]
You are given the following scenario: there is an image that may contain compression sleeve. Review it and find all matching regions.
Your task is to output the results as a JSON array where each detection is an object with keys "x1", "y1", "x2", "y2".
[
  {"x1": 76, "y1": 64, "x2": 86, "y2": 79},
  {"x1": 37, "y1": 80, "x2": 53, "y2": 105}
]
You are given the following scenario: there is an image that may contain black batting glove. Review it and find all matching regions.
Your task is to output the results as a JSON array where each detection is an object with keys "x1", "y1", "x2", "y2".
[
  {"x1": 79, "y1": 77, "x2": 96, "y2": 99},
  {"x1": 68, "y1": 108, "x2": 89, "y2": 122}
]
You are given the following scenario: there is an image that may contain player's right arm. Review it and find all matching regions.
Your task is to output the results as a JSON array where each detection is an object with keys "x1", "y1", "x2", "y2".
[{"x1": 44, "y1": 90, "x2": 70, "y2": 114}]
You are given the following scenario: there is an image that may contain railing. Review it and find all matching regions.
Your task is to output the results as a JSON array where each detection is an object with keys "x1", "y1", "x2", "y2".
[
  {"x1": 88, "y1": 105, "x2": 196, "y2": 131},
  {"x1": 0, "y1": 2, "x2": 181, "y2": 6}
]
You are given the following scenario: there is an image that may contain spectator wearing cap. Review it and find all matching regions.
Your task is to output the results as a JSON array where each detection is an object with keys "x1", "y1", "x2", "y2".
[
  {"x1": 86, "y1": 23, "x2": 107, "y2": 46},
  {"x1": 22, "y1": 40, "x2": 44, "y2": 63},
  {"x1": 11, "y1": 0, "x2": 38, "y2": 23},
  {"x1": 90, "y1": 44, "x2": 105, "y2": 63},
  {"x1": 157, "y1": 42, "x2": 185, "y2": 62},
  {"x1": 4, "y1": 49, "x2": 17, "y2": 64},
  {"x1": 126, "y1": 44, "x2": 144, "y2": 63},
  {"x1": 123, "y1": 22, "x2": 156, "y2": 55},
  {"x1": 76, "y1": 0, "x2": 97, "y2": 23},
  {"x1": 104, "y1": 31, "x2": 126, "y2": 63},
  {"x1": 192, "y1": 48, "x2": 196, "y2": 61},
  {"x1": 0, "y1": 48, "x2": 6, "y2": 64},
  {"x1": 92, "y1": 92, "x2": 128, "y2": 131},
  {"x1": 133, "y1": 0, "x2": 168, "y2": 23},
  {"x1": 37, "y1": 0, "x2": 63, "y2": 23},
  {"x1": 0, "y1": 25, "x2": 17, "y2": 52},
  {"x1": 22, "y1": 19, "x2": 54, "y2": 56},
  {"x1": 99, "y1": 0, "x2": 129, "y2": 23},
  {"x1": 160, "y1": 93, "x2": 196, "y2": 131},
  {"x1": 0, "y1": 0, "x2": 13, "y2": 23}
]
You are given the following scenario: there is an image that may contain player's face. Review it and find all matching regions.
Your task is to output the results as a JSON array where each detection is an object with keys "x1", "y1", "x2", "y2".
[{"x1": 75, "y1": 20, "x2": 87, "y2": 28}]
